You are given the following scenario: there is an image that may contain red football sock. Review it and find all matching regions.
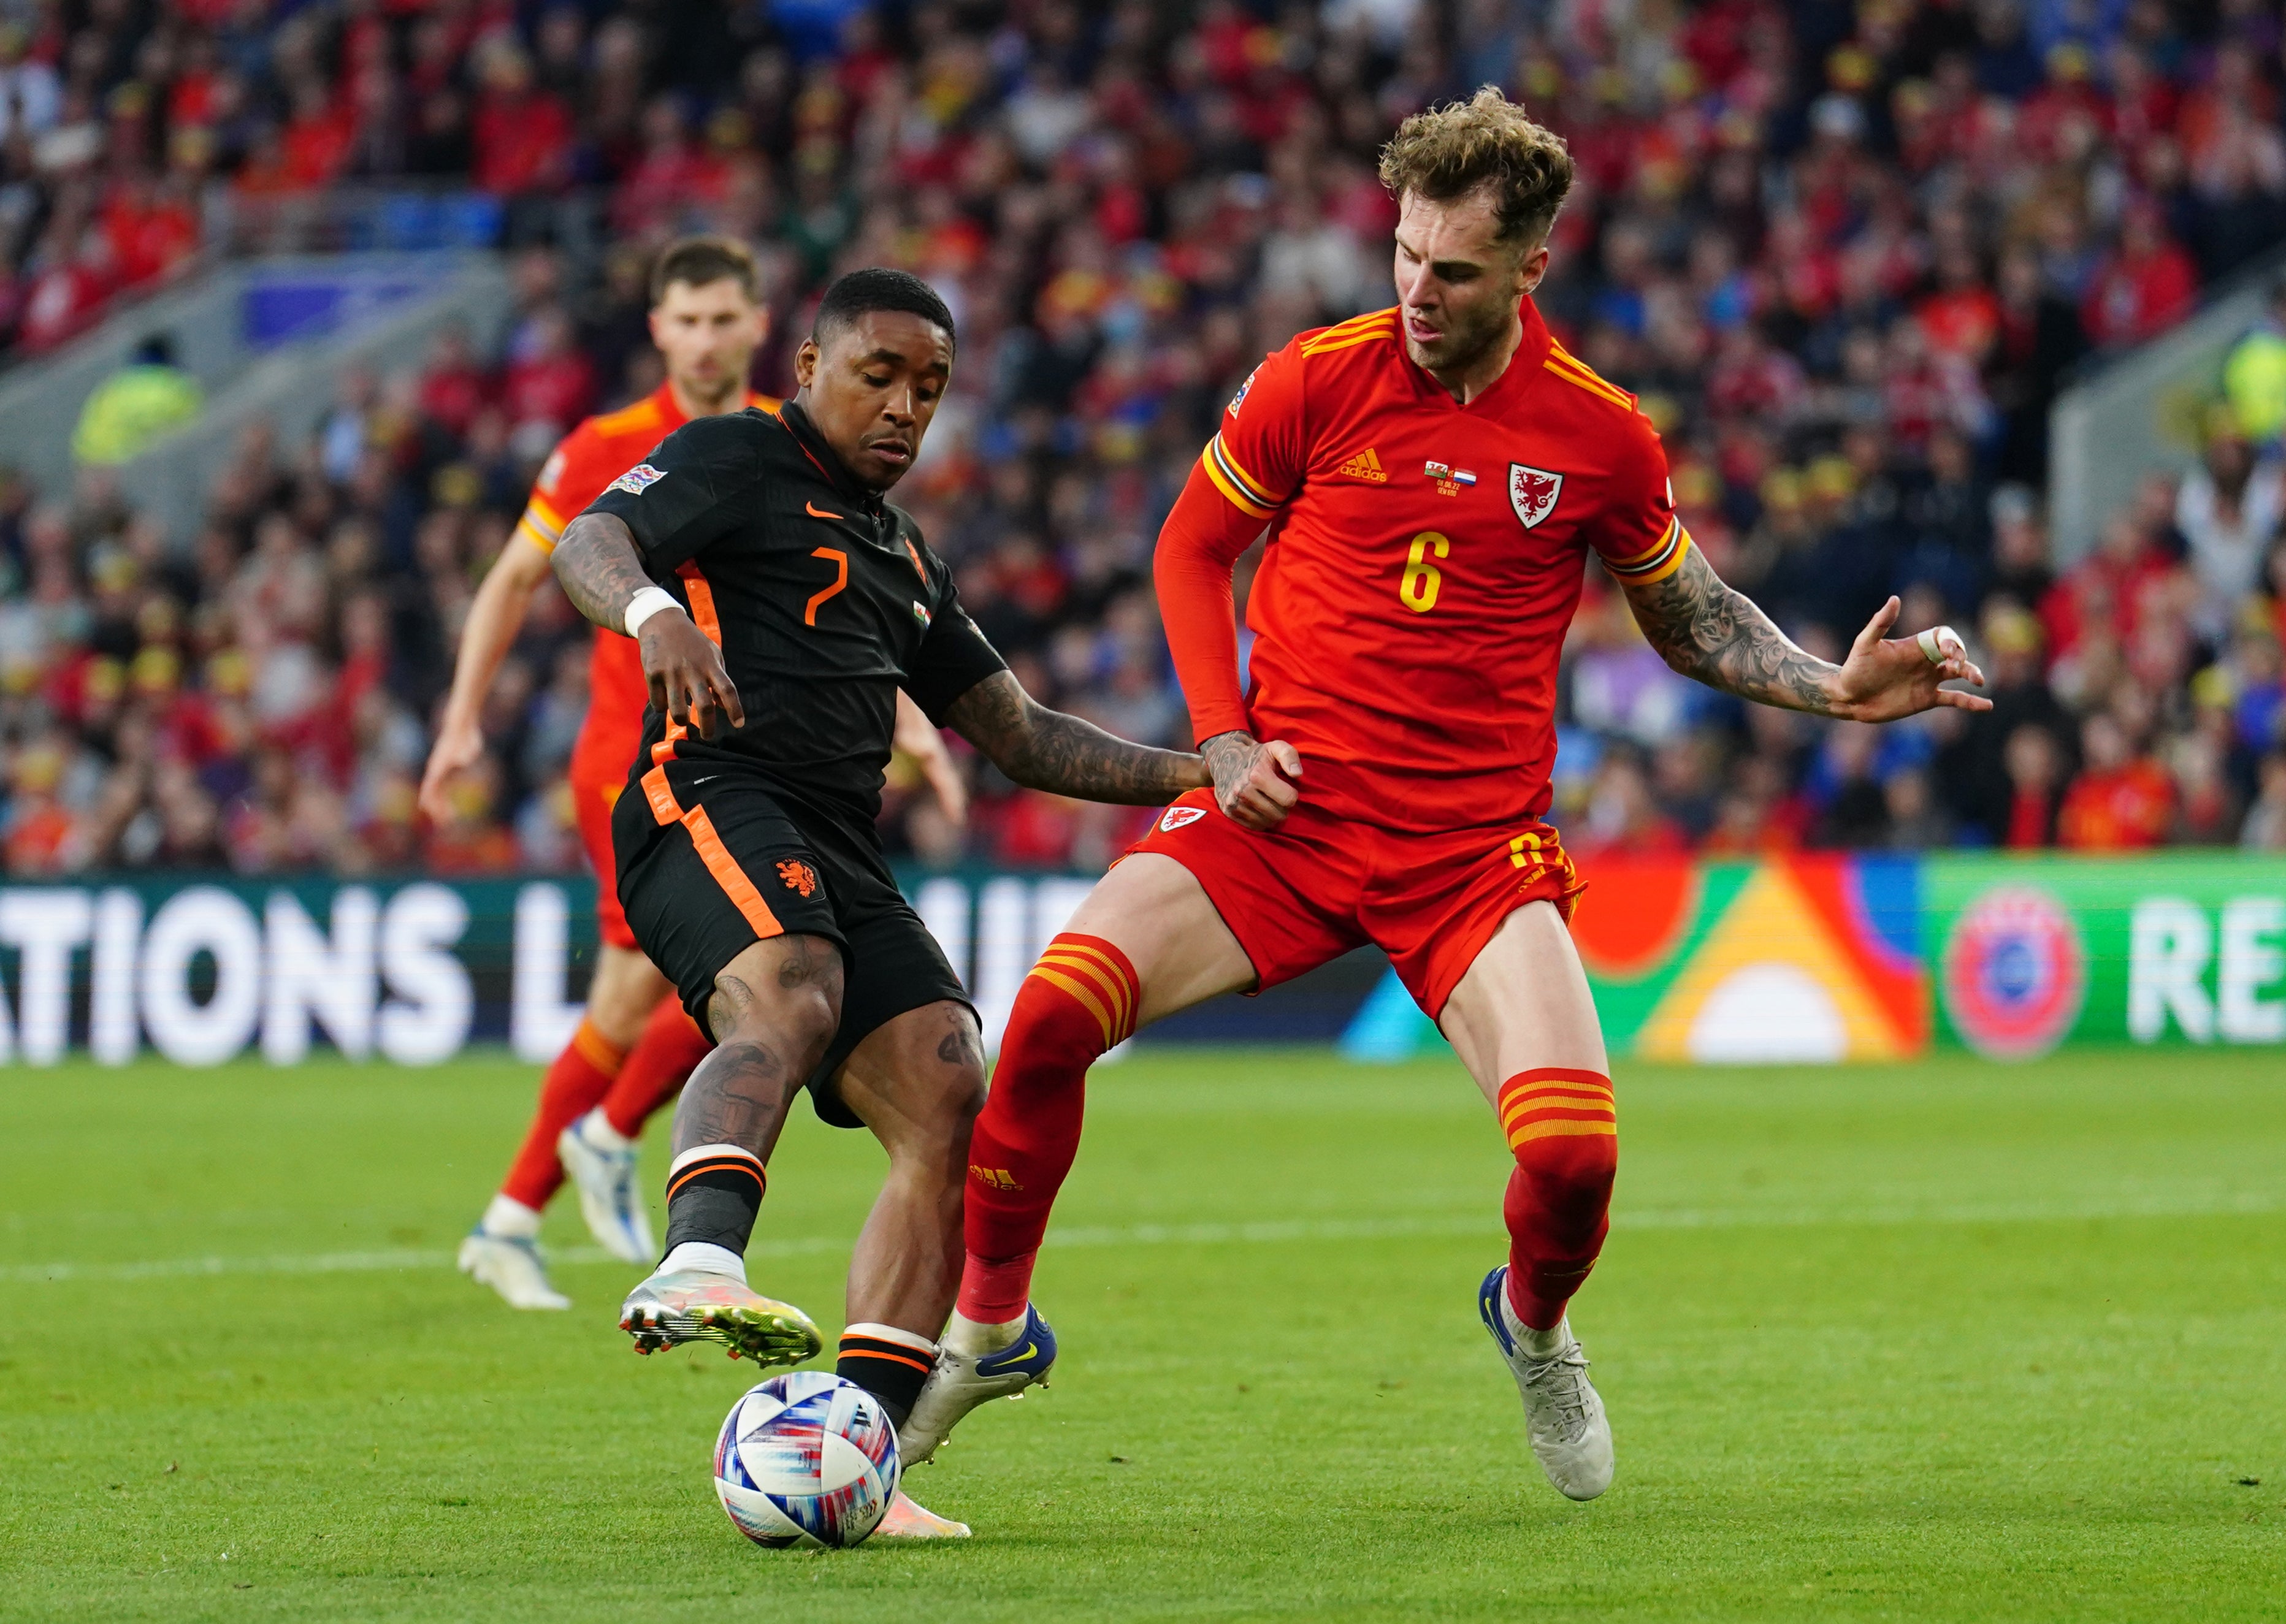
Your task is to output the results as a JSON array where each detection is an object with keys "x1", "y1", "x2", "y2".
[
  {"x1": 1496, "y1": 1068, "x2": 1618, "y2": 1330},
  {"x1": 957, "y1": 934, "x2": 1140, "y2": 1324},
  {"x1": 600, "y1": 996, "x2": 711, "y2": 1140},
  {"x1": 498, "y1": 1018, "x2": 627, "y2": 1210}
]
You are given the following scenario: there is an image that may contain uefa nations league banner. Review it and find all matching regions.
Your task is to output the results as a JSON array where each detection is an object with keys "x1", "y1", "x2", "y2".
[
  {"x1": 0, "y1": 870, "x2": 1129, "y2": 1067},
  {"x1": 0, "y1": 857, "x2": 2278, "y2": 1065},
  {"x1": 1340, "y1": 852, "x2": 2286, "y2": 1065},
  {"x1": 1925, "y1": 854, "x2": 2286, "y2": 1058}
]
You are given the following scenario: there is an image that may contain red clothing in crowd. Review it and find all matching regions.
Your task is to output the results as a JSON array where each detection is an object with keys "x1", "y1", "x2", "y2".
[
  {"x1": 2057, "y1": 760, "x2": 2173, "y2": 848},
  {"x1": 473, "y1": 88, "x2": 575, "y2": 194},
  {"x1": 2081, "y1": 238, "x2": 2198, "y2": 347}
]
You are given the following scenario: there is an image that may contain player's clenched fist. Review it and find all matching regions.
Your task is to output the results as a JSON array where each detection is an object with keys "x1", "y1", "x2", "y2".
[
  {"x1": 1202, "y1": 731, "x2": 1303, "y2": 830},
  {"x1": 640, "y1": 611, "x2": 746, "y2": 740}
]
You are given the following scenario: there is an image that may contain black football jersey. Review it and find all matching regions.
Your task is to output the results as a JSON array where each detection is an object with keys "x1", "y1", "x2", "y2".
[{"x1": 582, "y1": 399, "x2": 1006, "y2": 826}]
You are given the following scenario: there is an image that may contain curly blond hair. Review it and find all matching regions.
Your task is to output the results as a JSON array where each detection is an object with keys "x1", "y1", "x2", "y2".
[{"x1": 1378, "y1": 87, "x2": 1575, "y2": 245}]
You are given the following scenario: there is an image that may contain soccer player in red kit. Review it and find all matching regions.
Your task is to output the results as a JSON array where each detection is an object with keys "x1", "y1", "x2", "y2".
[
  {"x1": 426, "y1": 238, "x2": 964, "y2": 1317},
  {"x1": 902, "y1": 91, "x2": 1990, "y2": 1498}
]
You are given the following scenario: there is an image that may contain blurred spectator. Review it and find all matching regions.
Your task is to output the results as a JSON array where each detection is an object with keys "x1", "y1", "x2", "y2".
[
  {"x1": 2176, "y1": 414, "x2": 2285, "y2": 631},
  {"x1": 71, "y1": 335, "x2": 204, "y2": 465},
  {"x1": 2080, "y1": 201, "x2": 2198, "y2": 349},
  {"x1": 2001, "y1": 723, "x2": 2067, "y2": 848},
  {"x1": 2223, "y1": 276, "x2": 2286, "y2": 443},
  {"x1": 2059, "y1": 707, "x2": 2174, "y2": 848}
]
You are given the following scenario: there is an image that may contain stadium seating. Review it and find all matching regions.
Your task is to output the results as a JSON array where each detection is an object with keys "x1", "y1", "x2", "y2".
[{"x1": 2, "y1": 0, "x2": 2285, "y2": 879}]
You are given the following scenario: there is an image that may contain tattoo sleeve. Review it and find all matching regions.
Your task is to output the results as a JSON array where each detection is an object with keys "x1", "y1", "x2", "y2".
[
  {"x1": 943, "y1": 670, "x2": 1208, "y2": 804},
  {"x1": 549, "y1": 512, "x2": 656, "y2": 632},
  {"x1": 1619, "y1": 544, "x2": 1840, "y2": 715}
]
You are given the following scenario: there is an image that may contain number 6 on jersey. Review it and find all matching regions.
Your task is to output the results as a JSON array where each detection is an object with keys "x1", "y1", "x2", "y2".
[{"x1": 1401, "y1": 530, "x2": 1448, "y2": 614}]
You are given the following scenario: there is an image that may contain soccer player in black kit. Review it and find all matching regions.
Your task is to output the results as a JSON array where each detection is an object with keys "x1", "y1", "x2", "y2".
[{"x1": 548, "y1": 270, "x2": 1204, "y2": 1513}]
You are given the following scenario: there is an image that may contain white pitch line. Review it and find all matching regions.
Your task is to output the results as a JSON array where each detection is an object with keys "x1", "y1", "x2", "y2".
[{"x1": 3, "y1": 1189, "x2": 2279, "y2": 1286}]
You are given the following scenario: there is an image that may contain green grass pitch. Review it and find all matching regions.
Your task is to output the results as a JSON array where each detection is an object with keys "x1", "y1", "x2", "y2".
[{"x1": 2, "y1": 1045, "x2": 2282, "y2": 1622}]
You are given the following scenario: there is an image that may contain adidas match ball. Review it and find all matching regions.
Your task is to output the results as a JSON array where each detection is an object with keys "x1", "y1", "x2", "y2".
[{"x1": 712, "y1": 1372, "x2": 900, "y2": 1549}]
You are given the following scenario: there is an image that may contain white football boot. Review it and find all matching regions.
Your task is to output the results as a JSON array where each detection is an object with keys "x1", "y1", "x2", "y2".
[
  {"x1": 457, "y1": 1230, "x2": 572, "y2": 1311},
  {"x1": 898, "y1": 1304, "x2": 1057, "y2": 1463},
  {"x1": 873, "y1": 1490, "x2": 971, "y2": 1538},
  {"x1": 557, "y1": 1109, "x2": 653, "y2": 1264},
  {"x1": 619, "y1": 1246, "x2": 820, "y2": 1367},
  {"x1": 1478, "y1": 1265, "x2": 1614, "y2": 1501}
]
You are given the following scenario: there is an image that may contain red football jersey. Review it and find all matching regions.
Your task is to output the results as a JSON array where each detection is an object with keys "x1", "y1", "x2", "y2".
[
  {"x1": 514, "y1": 382, "x2": 778, "y2": 788},
  {"x1": 1157, "y1": 298, "x2": 1686, "y2": 834}
]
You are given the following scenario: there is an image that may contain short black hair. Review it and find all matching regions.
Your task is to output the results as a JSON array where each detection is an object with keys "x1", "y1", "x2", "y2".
[{"x1": 812, "y1": 268, "x2": 956, "y2": 354}]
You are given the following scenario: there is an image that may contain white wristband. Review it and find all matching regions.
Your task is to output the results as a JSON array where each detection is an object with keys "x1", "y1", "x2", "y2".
[{"x1": 624, "y1": 586, "x2": 682, "y2": 638}]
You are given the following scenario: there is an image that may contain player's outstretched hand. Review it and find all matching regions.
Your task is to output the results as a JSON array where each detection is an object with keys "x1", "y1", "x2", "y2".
[
  {"x1": 1828, "y1": 597, "x2": 1993, "y2": 722},
  {"x1": 1203, "y1": 731, "x2": 1302, "y2": 830},
  {"x1": 417, "y1": 715, "x2": 483, "y2": 825},
  {"x1": 641, "y1": 611, "x2": 746, "y2": 740}
]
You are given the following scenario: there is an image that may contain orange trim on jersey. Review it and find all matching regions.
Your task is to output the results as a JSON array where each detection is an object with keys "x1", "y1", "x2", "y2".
[
  {"x1": 1543, "y1": 349, "x2": 1635, "y2": 411},
  {"x1": 676, "y1": 563, "x2": 722, "y2": 644},
  {"x1": 1202, "y1": 432, "x2": 1279, "y2": 517},
  {"x1": 903, "y1": 537, "x2": 926, "y2": 581},
  {"x1": 638, "y1": 757, "x2": 784, "y2": 939},
  {"x1": 1301, "y1": 321, "x2": 1399, "y2": 359},
  {"x1": 642, "y1": 760, "x2": 680, "y2": 823},
  {"x1": 587, "y1": 396, "x2": 667, "y2": 441},
  {"x1": 514, "y1": 511, "x2": 560, "y2": 554},
  {"x1": 1301, "y1": 308, "x2": 1398, "y2": 356},
  {"x1": 1603, "y1": 517, "x2": 1691, "y2": 585},
  {"x1": 771, "y1": 410, "x2": 841, "y2": 487},
  {"x1": 680, "y1": 803, "x2": 783, "y2": 939}
]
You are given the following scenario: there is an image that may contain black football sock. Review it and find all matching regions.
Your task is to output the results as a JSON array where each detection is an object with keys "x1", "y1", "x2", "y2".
[
  {"x1": 660, "y1": 1146, "x2": 766, "y2": 1260},
  {"x1": 836, "y1": 1324, "x2": 937, "y2": 1427}
]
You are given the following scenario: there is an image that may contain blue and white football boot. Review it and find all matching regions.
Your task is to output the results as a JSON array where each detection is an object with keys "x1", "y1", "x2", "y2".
[
  {"x1": 457, "y1": 1229, "x2": 571, "y2": 1311},
  {"x1": 557, "y1": 1109, "x2": 652, "y2": 1265},
  {"x1": 897, "y1": 1304, "x2": 1058, "y2": 1463},
  {"x1": 1478, "y1": 1264, "x2": 1615, "y2": 1501}
]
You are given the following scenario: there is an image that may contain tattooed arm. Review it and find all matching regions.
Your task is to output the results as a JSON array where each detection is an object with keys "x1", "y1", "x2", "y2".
[
  {"x1": 942, "y1": 670, "x2": 1210, "y2": 805},
  {"x1": 552, "y1": 511, "x2": 745, "y2": 739},
  {"x1": 1618, "y1": 544, "x2": 1991, "y2": 722}
]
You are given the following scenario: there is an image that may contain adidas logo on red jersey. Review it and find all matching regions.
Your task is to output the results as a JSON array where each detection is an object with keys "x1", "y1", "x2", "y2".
[{"x1": 1337, "y1": 447, "x2": 1388, "y2": 483}]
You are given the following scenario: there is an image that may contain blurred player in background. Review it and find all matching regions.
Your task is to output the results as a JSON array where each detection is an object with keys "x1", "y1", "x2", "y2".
[
  {"x1": 909, "y1": 91, "x2": 1991, "y2": 1501},
  {"x1": 423, "y1": 237, "x2": 965, "y2": 1312}
]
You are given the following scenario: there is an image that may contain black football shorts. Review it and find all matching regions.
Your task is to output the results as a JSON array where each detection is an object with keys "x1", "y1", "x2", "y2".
[{"x1": 613, "y1": 758, "x2": 970, "y2": 1129}]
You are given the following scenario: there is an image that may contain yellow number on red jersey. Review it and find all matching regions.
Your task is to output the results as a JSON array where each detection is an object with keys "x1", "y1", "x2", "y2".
[{"x1": 1400, "y1": 532, "x2": 1448, "y2": 614}]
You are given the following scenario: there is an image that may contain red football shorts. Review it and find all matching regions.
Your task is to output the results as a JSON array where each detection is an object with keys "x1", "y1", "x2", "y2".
[
  {"x1": 1122, "y1": 788, "x2": 1585, "y2": 1019},
  {"x1": 571, "y1": 771, "x2": 638, "y2": 951}
]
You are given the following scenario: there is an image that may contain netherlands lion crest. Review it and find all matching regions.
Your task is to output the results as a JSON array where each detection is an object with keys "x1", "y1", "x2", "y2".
[{"x1": 1508, "y1": 463, "x2": 1563, "y2": 529}]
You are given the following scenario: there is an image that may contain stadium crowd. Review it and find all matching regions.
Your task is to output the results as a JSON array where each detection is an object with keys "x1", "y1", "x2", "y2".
[{"x1": 6, "y1": 0, "x2": 2286, "y2": 879}]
